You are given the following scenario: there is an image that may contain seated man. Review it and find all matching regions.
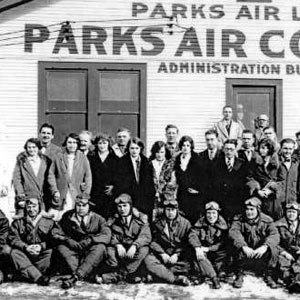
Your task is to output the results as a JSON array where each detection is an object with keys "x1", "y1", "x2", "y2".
[
  {"x1": 229, "y1": 197, "x2": 279, "y2": 289},
  {"x1": 8, "y1": 196, "x2": 56, "y2": 286},
  {"x1": 189, "y1": 201, "x2": 228, "y2": 289},
  {"x1": 97, "y1": 193, "x2": 151, "y2": 284},
  {"x1": 54, "y1": 193, "x2": 111, "y2": 289},
  {"x1": 275, "y1": 202, "x2": 300, "y2": 293},
  {"x1": 0, "y1": 209, "x2": 11, "y2": 283},
  {"x1": 144, "y1": 194, "x2": 191, "y2": 286}
]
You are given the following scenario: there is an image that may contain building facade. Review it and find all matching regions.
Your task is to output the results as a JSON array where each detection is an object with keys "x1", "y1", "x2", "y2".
[{"x1": 0, "y1": 0, "x2": 300, "y2": 172}]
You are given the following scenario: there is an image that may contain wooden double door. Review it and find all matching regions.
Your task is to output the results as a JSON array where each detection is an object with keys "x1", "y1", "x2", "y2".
[{"x1": 38, "y1": 62, "x2": 146, "y2": 145}]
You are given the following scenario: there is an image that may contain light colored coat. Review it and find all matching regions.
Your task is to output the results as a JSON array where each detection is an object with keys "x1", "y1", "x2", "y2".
[
  {"x1": 213, "y1": 119, "x2": 243, "y2": 145},
  {"x1": 48, "y1": 150, "x2": 92, "y2": 210}
]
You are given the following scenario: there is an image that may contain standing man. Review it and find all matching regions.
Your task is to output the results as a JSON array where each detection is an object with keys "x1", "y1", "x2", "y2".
[
  {"x1": 165, "y1": 124, "x2": 180, "y2": 157},
  {"x1": 112, "y1": 128, "x2": 131, "y2": 158},
  {"x1": 277, "y1": 138, "x2": 300, "y2": 206},
  {"x1": 263, "y1": 126, "x2": 280, "y2": 152},
  {"x1": 39, "y1": 123, "x2": 61, "y2": 162},
  {"x1": 55, "y1": 193, "x2": 111, "y2": 289},
  {"x1": 212, "y1": 139, "x2": 247, "y2": 220},
  {"x1": 238, "y1": 129, "x2": 259, "y2": 172},
  {"x1": 292, "y1": 131, "x2": 300, "y2": 161},
  {"x1": 199, "y1": 129, "x2": 222, "y2": 202},
  {"x1": 254, "y1": 114, "x2": 269, "y2": 148},
  {"x1": 79, "y1": 130, "x2": 93, "y2": 156},
  {"x1": 213, "y1": 106, "x2": 243, "y2": 146}
]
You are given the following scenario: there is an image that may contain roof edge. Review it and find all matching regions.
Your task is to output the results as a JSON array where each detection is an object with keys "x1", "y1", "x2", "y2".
[{"x1": 0, "y1": 0, "x2": 34, "y2": 13}]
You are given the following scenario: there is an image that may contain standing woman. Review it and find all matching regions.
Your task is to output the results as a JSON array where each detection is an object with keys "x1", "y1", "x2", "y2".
[
  {"x1": 246, "y1": 138, "x2": 282, "y2": 220},
  {"x1": 48, "y1": 133, "x2": 92, "y2": 221},
  {"x1": 115, "y1": 137, "x2": 155, "y2": 217},
  {"x1": 13, "y1": 138, "x2": 51, "y2": 216},
  {"x1": 149, "y1": 141, "x2": 177, "y2": 220},
  {"x1": 87, "y1": 133, "x2": 118, "y2": 219},
  {"x1": 174, "y1": 135, "x2": 202, "y2": 224}
]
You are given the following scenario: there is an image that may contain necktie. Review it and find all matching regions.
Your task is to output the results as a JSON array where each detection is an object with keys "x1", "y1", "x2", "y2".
[
  {"x1": 135, "y1": 159, "x2": 140, "y2": 183},
  {"x1": 226, "y1": 122, "x2": 231, "y2": 134},
  {"x1": 80, "y1": 217, "x2": 86, "y2": 231},
  {"x1": 226, "y1": 158, "x2": 233, "y2": 172},
  {"x1": 209, "y1": 150, "x2": 214, "y2": 160},
  {"x1": 289, "y1": 222, "x2": 296, "y2": 234},
  {"x1": 246, "y1": 150, "x2": 251, "y2": 162}
]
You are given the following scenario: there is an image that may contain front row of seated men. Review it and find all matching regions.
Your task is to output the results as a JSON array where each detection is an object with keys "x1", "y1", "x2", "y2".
[{"x1": 0, "y1": 193, "x2": 300, "y2": 293}]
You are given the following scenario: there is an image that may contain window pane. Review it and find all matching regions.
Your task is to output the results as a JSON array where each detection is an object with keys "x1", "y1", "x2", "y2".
[
  {"x1": 99, "y1": 72, "x2": 138, "y2": 102},
  {"x1": 98, "y1": 114, "x2": 138, "y2": 137},
  {"x1": 47, "y1": 71, "x2": 86, "y2": 102}
]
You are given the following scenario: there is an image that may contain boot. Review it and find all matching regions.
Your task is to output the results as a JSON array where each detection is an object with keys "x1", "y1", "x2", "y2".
[
  {"x1": 233, "y1": 274, "x2": 244, "y2": 288},
  {"x1": 61, "y1": 275, "x2": 78, "y2": 289},
  {"x1": 36, "y1": 275, "x2": 50, "y2": 286},
  {"x1": 265, "y1": 275, "x2": 277, "y2": 289},
  {"x1": 211, "y1": 277, "x2": 221, "y2": 289},
  {"x1": 174, "y1": 275, "x2": 191, "y2": 286}
]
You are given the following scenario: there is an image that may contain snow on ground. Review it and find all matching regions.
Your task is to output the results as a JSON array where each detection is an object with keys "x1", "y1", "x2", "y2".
[{"x1": 0, "y1": 275, "x2": 299, "y2": 300}]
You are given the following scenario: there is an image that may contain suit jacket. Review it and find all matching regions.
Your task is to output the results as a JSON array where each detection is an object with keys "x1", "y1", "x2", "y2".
[
  {"x1": 48, "y1": 150, "x2": 92, "y2": 210},
  {"x1": 277, "y1": 160, "x2": 300, "y2": 204},
  {"x1": 198, "y1": 149, "x2": 223, "y2": 202},
  {"x1": 237, "y1": 148, "x2": 259, "y2": 174},
  {"x1": 212, "y1": 156, "x2": 247, "y2": 216},
  {"x1": 13, "y1": 152, "x2": 51, "y2": 202},
  {"x1": 213, "y1": 119, "x2": 243, "y2": 145},
  {"x1": 115, "y1": 154, "x2": 155, "y2": 215}
]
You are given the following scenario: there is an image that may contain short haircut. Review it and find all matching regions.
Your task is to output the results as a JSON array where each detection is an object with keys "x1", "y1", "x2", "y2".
[
  {"x1": 258, "y1": 138, "x2": 276, "y2": 156},
  {"x1": 205, "y1": 129, "x2": 218, "y2": 138},
  {"x1": 178, "y1": 135, "x2": 194, "y2": 151},
  {"x1": 62, "y1": 133, "x2": 80, "y2": 148},
  {"x1": 126, "y1": 137, "x2": 145, "y2": 153},
  {"x1": 224, "y1": 139, "x2": 238, "y2": 147},
  {"x1": 280, "y1": 138, "x2": 296, "y2": 148},
  {"x1": 116, "y1": 127, "x2": 131, "y2": 135},
  {"x1": 93, "y1": 133, "x2": 114, "y2": 149},
  {"x1": 223, "y1": 105, "x2": 233, "y2": 111},
  {"x1": 149, "y1": 141, "x2": 171, "y2": 160},
  {"x1": 79, "y1": 130, "x2": 93, "y2": 140},
  {"x1": 295, "y1": 131, "x2": 300, "y2": 139},
  {"x1": 165, "y1": 124, "x2": 179, "y2": 133},
  {"x1": 242, "y1": 129, "x2": 255, "y2": 138},
  {"x1": 39, "y1": 123, "x2": 55, "y2": 135},
  {"x1": 24, "y1": 138, "x2": 41, "y2": 151},
  {"x1": 263, "y1": 126, "x2": 275, "y2": 133}
]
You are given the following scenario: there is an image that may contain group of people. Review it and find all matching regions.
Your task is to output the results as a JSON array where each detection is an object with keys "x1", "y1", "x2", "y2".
[{"x1": 0, "y1": 105, "x2": 300, "y2": 292}]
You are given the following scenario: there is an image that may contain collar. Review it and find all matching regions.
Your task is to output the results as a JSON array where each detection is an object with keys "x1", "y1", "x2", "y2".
[{"x1": 26, "y1": 212, "x2": 43, "y2": 227}]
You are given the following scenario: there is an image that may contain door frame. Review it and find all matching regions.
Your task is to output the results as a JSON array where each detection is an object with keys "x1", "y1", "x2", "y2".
[
  {"x1": 38, "y1": 61, "x2": 147, "y2": 142},
  {"x1": 226, "y1": 78, "x2": 283, "y2": 139}
]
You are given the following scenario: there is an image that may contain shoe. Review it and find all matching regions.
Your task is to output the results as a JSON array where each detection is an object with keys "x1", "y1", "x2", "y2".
[
  {"x1": 145, "y1": 274, "x2": 153, "y2": 283},
  {"x1": 126, "y1": 275, "x2": 142, "y2": 284},
  {"x1": 265, "y1": 275, "x2": 277, "y2": 289},
  {"x1": 233, "y1": 274, "x2": 244, "y2": 288},
  {"x1": 37, "y1": 275, "x2": 50, "y2": 286},
  {"x1": 95, "y1": 275, "x2": 103, "y2": 284},
  {"x1": 211, "y1": 277, "x2": 221, "y2": 289},
  {"x1": 175, "y1": 275, "x2": 191, "y2": 286},
  {"x1": 288, "y1": 280, "x2": 300, "y2": 294},
  {"x1": 61, "y1": 276, "x2": 77, "y2": 289}
]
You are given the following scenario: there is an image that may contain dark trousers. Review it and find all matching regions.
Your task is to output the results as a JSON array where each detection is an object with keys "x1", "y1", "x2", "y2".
[
  {"x1": 234, "y1": 249, "x2": 273, "y2": 275},
  {"x1": 57, "y1": 243, "x2": 106, "y2": 279},
  {"x1": 102, "y1": 246, "x2": 148, "y2": 282},
  {"x1": 10, "y1": 248, "x2": 52, "y2": 282},
  {"x1": 278, "y1": 254, "x2": 300, "y2": 277},
  {"x1": 194, "y1": 249, "x2": 227, "y2": 278},
  {"x1": 144, "y1": 253, "x2": 190, "y2": 283}
]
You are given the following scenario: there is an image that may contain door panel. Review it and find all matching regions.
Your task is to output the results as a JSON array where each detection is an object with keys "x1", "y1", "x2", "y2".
[{"x1": 233, "y1": 86, "x2": 275, "y2": 131}]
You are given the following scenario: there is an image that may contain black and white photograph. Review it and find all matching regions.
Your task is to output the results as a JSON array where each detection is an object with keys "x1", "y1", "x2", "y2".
[{"x1": 0, "y1": 0, "x2": 300, "y2": 299}]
